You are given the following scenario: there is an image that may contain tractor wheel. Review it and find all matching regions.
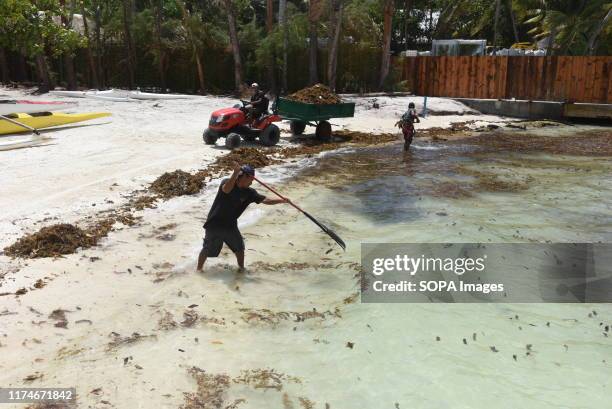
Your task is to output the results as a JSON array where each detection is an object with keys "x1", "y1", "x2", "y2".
[
  {"x1": 225, "y1": 133, "x2": 242, "y2": 150},
  {"x1": 290, "y1": 120, "x2": 306, "y2": 135},
  {"x1": 260, "y1": 124, "x2": 280, "y2": 146},
  {"x1": 203, "y1": 129, "x2": 218, "y2": 145},
  {"x1": 315, "y1": 121, "x2": 332, "y2": 141}
]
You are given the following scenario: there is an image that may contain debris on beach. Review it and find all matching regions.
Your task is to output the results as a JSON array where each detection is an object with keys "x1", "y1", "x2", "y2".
[
  {"x1": 181, "y1": 310, "x2": 199, "y2": 327},
  {"x1": 48, "y1": 309, "x2": 70, "y2": 329},
  {"x1": 158, "y1": 311, "x2": 178, "y2": 330},
  {"x1": 25, "y1": 403, "x2": 75, "y2": 409},
  {"x1": 298, "y1": 397, "x2": 316, "y2": 409},
  {"x1": 4, "y1": 224, "x2": 95, "y2": 258},
  {"x1": 333, "y1": 130, "x2": 397, "y2": 144},
  {"x1": 23, "y1": 372, "x2": 44, "y2": 383},
  {"x1": 239, "y1": 307, "x2": 337, "y2": 326},
  {"x1": 287, "y1": 84, "x2": 342, "y2": 104},
  {"x1": 150, "y1": 170, "x2": 203, "y2": 198},
  {"x1": 234, "y1": 368, "x2": 301, "y2": 391},
  {"x1": 106, "y1": 332, "x2": 157, "y2": 351},
  {"x1": 183, "y1": 367, "x2": 232, "y2": 409},
  {"x1": 4, "y1": 212, "x2": 138, "y2": 259},
  {"x1": 214, "y1": 147, "x2": 278, "y2": 171}
]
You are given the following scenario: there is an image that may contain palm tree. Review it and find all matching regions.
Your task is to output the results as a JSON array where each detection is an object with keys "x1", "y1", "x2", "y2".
[
  {"x1": 222, "y1": 0, "x2": 244, "y2": 93},
  {"x1": 378, "y1": 0, "x2": 394, "y2": 89},
  {"x1": 524, "y1": 0, "x2": 610, "y2": 55},
  {"x1": 279, "y1": 0, "x2": 288, "y2": 92},
  {"x1": 328, "y1": 0, "x2": 344, "y2": 91},
  {"x1": 308, "y1": 0, "x2": 324, "y2": 84},
  {"x1": 266, "y1": 0, "x2": 276, "y2": 93}
]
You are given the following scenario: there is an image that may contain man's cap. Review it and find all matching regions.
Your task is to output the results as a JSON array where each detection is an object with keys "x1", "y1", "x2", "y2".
[
  {"x1": 240, "y1": 164, "x2": 255, "y2": 176},
  {"x1": 251, "y1": 82, "x2": 259, "y2": 88}
]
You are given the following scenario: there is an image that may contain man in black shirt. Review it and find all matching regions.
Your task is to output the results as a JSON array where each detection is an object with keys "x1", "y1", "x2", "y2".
[{"x1": 196, "y1": 163, "x2": 289, "y2": 272}]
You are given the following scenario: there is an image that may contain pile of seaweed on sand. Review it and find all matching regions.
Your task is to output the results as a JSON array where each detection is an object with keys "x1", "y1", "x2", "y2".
[
  {"x1": 4, "y1": 213, "x2": 137, "y2": 258},
  {"x1": 286, "y1": 83, "x2": 342, "y2": 104},
  {"x1": 150, "y1": 169, "x2": 203, "y2": 198}
]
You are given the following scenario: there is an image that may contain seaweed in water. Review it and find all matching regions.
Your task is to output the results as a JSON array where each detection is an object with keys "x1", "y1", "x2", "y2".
[
  {"x1": 106, "y1": 332, "x2": 157, "y2": 351},
  {"x1": 158, "y1": 311, "x2": 178, "y2": 330},
  {"x1": 239, "y1": 308, "x2": 336, "y2": 325},
  {"x1": 233, "y1": 369, "x2": 301, "y2": 391},
  {"x1": 182, "y1": 367, "x2": 232, "y2": 409}
]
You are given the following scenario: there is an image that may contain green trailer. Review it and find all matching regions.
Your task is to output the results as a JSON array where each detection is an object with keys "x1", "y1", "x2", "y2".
[{"x1": 275, "y1": 97, "x2": 355, "y2": 141}]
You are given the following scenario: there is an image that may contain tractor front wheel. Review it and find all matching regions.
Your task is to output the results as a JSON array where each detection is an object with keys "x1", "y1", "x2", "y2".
[
  {"x1": 290, "y1": 120, "x2": 306, "y2": 135},
  {"x1": 203, "y1": 129, "x2": 218, "y2": 145},
  {"x1": 315, "y1": 121, "x2": 332, "y2": 141},
  {"x1": 260, "y1": 124, "x2": 280, "y2": 146},
  {"x1": 225, "y1": 133, "x2": 242, "y2": 150}
]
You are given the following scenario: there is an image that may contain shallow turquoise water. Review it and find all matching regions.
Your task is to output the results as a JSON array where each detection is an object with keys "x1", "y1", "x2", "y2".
[{"x1": 203, "y1": 132, "x2": 612, "y2": 408}]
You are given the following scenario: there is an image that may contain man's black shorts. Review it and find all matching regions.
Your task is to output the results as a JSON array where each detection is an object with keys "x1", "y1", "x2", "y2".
[{"x1": 202, "y1": 227, "x2": 245, "y2": 257}]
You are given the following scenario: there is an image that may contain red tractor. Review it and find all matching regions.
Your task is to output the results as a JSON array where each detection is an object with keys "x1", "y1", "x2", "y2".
[{"x1": 203, "y1": 100, "x2": 282, "y2": 149}]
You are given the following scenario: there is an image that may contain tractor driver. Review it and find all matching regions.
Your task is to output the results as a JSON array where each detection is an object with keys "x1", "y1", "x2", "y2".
[{"x1": 246, "y1": 83, "x2": 269, "y2": 123}]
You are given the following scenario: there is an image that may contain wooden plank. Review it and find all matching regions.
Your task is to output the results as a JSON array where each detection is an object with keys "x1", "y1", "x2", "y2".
[
  {"x1": 497, "y1": 56, "x2": 508, "y2": 99},
  {"x1": 583, "y1": 57, "x2": 595, "y2": 103},
  {"x1": 607, "y1": 59, "x2": 612, "y2": 103}
]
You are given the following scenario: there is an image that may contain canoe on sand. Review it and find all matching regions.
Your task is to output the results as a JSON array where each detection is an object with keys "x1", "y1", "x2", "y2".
[
  {"x1": 0, "y1": 112, "x2": 111, "y2": 135},
  {"x1": 0, "y1": 100, "x2": 76, "y2": 116}
]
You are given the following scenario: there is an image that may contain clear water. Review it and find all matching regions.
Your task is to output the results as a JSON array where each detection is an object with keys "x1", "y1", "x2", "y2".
[{"x1": 220, "y1": 134, "x2": 612, "y2": 409}]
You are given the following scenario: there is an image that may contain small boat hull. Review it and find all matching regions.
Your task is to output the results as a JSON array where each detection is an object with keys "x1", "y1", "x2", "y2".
[
  {"x1": 0, "y1": 112, "x2": 111, "y2": 135},
  {"x1": 0, "y1": 100, "x2": 77, "y2": 116}
]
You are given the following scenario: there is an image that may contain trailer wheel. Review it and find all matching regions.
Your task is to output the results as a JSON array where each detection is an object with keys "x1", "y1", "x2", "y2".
[
  {"x1": 315, "y1": 121, "x2": 332, "y2": 141},
  {"x1": 290, "y1": 120, "x2": 306, "y2": 135},
  {"x1": 203, "y1": 129, "x2": 218, "y2": 145},
  {"x1": 260, "y1": 124, "x2": 280, "y2": 146},
  {"x1": 225, "y1": 133, "x2": 241, "y2": 149}
]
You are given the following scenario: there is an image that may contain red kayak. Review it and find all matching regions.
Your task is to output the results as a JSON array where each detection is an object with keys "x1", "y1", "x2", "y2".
[{"x1": 0, "y1": 100, "x2": 77, "y2": 116}]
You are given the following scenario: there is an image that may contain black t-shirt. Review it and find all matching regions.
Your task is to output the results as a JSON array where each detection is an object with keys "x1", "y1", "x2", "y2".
[
  {"x1": 203, "y1": 178, "x2": 266, "y2": 229},
  {"x1": 251, "y1": 90, "x2": 269, "y2": 111}
]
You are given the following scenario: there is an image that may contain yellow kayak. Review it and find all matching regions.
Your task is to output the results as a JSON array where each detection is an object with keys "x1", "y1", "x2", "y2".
[{"x1": 0, "y1": 112, "x2": 111, "y2": 135}]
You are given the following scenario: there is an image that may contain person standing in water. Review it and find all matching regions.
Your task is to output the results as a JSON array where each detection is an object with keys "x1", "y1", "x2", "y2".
[
  {"x1": 396, "y1": 102, "x2": 420, "y2": 151},
  {"x1": 196, "y1": 164, "x2": 290, "y2": 272}
]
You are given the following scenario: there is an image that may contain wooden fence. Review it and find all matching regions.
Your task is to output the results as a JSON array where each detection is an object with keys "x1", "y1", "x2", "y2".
[{"x1": 399, "y1": 56, "x2": 612, "y2": 104}]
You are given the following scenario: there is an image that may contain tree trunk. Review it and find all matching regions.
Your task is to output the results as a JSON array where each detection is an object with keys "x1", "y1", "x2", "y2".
[
  {"x1": 588, "y1": 8, "x2": 612, "y2": 55},
  {"x1": 506, "y1": 0, "x2": 519, "y2": 43},
  {"x1": 0, "y1": 48, "x2": 9, "y2": 83},
  {"x1": 224, "y1": 0, "x2": 243, "y2": 94},
  {"x1": 266, "y1": 0, "x2": 276, "y2": 94},
  {"x1": 194, "y1": 52, "x2": 205, "y2": 94},
  {"x1": 327, "y1": 0, "x2": 343, "y2": 91},
  {"x1": 59, "y1": 0, "x2": 77, "y2": 89},
  {"x1": 35, "y1": 53, "x2": 53, "y2": 92},
  {"x1": 94, "y1": 3, "x2": 104, "y2": 87},
  {"x1": 279, "y1": 0, "x2": 288, "y2": 93},
  {"x1": 308, "y1": 0, "x2": 323, "y2": 85},
  {"x1": 492, "y1": 0, "x2": 501, "y2": 54},
  {"x1": 154, "y1": 0, "x2": 167, "y2": 90},
  {"x1": 16, "y1": 51, "x2": 28, "y2": 82},
  {"x1": 547, "y1": 27, "x2": 557, "y2": 56},
  {"x1": 402, "y1": 0, "x2": 413, "y2": 50},
  {"x1": 378, "y1": 0, "x2": 395, "y2": 90},
  {"x1": 122, "y1": 0, "x2": 136, "y2": 88},
  {"x1": 80, "y1": 1, "x2": 99, "y2": 88}
]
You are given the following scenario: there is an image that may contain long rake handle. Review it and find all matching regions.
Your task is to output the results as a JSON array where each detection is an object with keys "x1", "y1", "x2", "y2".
[{"x1": 253, "y1": 176, "x2": 305, "y2": 214}]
